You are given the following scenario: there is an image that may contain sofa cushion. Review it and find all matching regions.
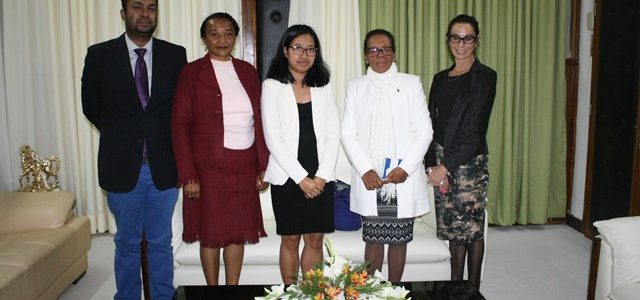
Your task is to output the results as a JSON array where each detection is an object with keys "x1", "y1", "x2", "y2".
[
  {"x1": 174, "y1": 219, "x2": 450, "y2": 267},
  {"x1": 0, "y1": 216, "x2": 91, "y2": 299},
  {"x1": 0, "y1": 192, "x2": 75, "y2": 234},
  {"x1": 172, "y1": 191, "x2": 184, "y2": 256},
  {"x1": 608, "y1": 282, "x2": 640, "y2": 300},
  {"x1": 594, "y1": 216, "x2": 640, "y2": 290}
]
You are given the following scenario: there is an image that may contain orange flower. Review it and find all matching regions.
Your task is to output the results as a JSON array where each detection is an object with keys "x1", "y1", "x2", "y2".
[
  {"x1": 314, "y1": 292, "x2": 325, "y2": 300},
  {"x1": 343, "y1": 265, "x2": 351, "y2": 274},
  {"x1": 317, "y1": 280, "x2": 327, "y2": 289},
  {"x1": 304, "y1": 269, "x2": 316, "y2": 279},
  {"x1": 324, "y1": 286, "x2": 342, "y2": 298},
  {"x1": 350, "y1": 271, "x2": 369, "y2": 286},
  {"x1": 346, "y1": 287, "x2": 360, "y2": 299}
]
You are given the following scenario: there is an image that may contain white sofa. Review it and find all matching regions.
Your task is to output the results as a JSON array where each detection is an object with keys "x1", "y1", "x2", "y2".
[
  {"x1": 171, "y1": 185, "x2": 487, "y2": 285},
  {"x1": 591, "y1": 216, "x2": 640, "y2": 300}
]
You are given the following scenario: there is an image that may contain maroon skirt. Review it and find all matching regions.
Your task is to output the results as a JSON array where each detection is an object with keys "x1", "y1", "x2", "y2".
[{"x1": 182, "y1": 145, "x2": 267, "y2": 248}]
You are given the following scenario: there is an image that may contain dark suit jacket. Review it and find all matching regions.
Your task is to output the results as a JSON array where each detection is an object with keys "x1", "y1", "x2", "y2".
[
  {"x1": 171, "y1": 55, "x2": 269, "y2": 186},
  {"x1": 81, "y1": 34, "x2": 187, "y2": 192},
  {"x1": 425, "y1": 60, "x2": 497, "y2": 172}
]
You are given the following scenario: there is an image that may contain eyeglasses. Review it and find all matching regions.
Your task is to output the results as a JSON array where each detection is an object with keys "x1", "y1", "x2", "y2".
[
  {"x1": 287, "y1": 45, "x2": 318, "y2": 56},
  {"x1": 447, "y1": 34, "x2": 477, "y2": 44},
  {"x1": 366, "y1": 46, "x2": 394, "y2": 57}
]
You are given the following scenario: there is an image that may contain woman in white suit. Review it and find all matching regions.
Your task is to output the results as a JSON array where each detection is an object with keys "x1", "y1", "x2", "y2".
[
  {"x1": 341, "y1": 29, "x2": 433, "y2": 282},
  {"x1": 261, "y1": 24, "x2": 340, "y2": 284}
]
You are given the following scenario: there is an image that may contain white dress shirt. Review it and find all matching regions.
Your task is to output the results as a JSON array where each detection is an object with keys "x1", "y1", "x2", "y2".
[{"x1": 124, "y1": 34, "x2": 152, "y2": 94}]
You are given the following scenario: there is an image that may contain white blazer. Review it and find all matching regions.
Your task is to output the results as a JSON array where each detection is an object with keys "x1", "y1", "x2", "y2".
[
  {"x1": 261, "y1": 79, "x2": 341, "y2": 185},
  {"x1": 341, "y1": 73, "x2": 433, "y2": 218}
]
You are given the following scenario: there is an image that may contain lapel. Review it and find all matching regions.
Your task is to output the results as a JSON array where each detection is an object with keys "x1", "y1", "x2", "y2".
[
  {"x1": 232, "y1": 58, "x2": 256, "y2": 106},
  {"x1": 360, "y1": 80, "x2": 373, "y2": 132},
  {"x1": 451, "y1": 61, "x2": 478, "y2": 109},
  {"x1": 444, "y1": 60, "x2": 480, "y2": 146},
  {"x1": 284, "y1": 82, "x2": 300, "y2": 135},
  {"x1": 390, "y1": 78, "x2": 405, "y2": 150},
  {"x1": 149, "y1": 37, "x2": 162, "y2": 109},
  {"x1": 233, "y1": 58, "x2": 268, "y2": 120},
  {"x1": 114, "y1": 35, "x2": 140, "y2": 111},
  {"x1": 309, "y1": 86, "x2": 318, "y2": 119},
  {"x1": 196, "y1": 54, "x2": 221, "y2": 92}
]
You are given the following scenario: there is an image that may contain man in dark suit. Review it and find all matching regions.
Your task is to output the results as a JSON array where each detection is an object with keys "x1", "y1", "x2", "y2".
[{"x1": 81, "y1": 0, "x2": 187, "y2": 299}]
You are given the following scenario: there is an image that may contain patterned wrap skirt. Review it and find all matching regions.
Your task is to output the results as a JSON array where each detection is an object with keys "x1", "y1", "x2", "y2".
[
  {"x1": 182, "y1": 144, "x2": 267, "y2": 248},
  {"x1": 362, "y1": 189, "x2": 414, "y2": 245},
  {"x1": 434, "y1": 143, "x2": 488, "y2": 245}
]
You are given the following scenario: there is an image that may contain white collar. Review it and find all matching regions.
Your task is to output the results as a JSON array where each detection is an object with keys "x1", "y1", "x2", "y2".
[{"x1": 124, "y1": 33, "x2": 153, "y2": 53}]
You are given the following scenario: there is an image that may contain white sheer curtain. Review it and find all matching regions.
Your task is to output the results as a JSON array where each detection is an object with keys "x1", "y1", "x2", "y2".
[
  {"x1": 289, "y1": 0, "x2": 363, "y2": 183},
  {"x1": 1, "y1": 0, "x2": 242, "y2": 233},
  {"x1": 0, "y1": 2, "x2": 12, "y2": 192}
]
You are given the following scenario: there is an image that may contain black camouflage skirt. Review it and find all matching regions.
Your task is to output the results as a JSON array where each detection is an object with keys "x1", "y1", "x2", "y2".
[{"x1": 434, "y1": 143, "x2": 488, "y2": 245}]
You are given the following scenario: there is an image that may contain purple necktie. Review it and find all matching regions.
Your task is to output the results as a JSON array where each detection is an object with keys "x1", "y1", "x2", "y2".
[
  {"x1": 134, "y1": 48, "x2": 149, "y2": 109},
  {"x1": 134, "y1": 48, "x2": 149, "y2": 159}
]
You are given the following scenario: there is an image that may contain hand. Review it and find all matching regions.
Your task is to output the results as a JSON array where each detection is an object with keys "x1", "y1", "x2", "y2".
[
  {"x1": 298, "y1": 177, "x2": 321, "y2": 199},
  {"x1": 313, "y1": 176, "x2": 326, "y2": 193},
  {"x1": 438, "y1": 176, "x2": 450, "y2": 194},
  {"x1": 383, "y1": 167, "x2": 408, "y2": 184},
  {"x1": 362, "y1": 170, "x2": 384, "y2": 191},
  {"x1": 427, "y1": 164, "x2": 449, "y2": 189},
  {"x1": 256, "y1": 171, "x2": 269, "y2": 191},
  {"x1": 184, "y1": 180, "x2": 200, "y2": 200}
]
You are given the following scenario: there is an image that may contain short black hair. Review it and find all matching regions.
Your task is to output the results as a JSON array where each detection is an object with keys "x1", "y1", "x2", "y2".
[
  {"x1": 363, "y1": 29, "x2": 395, "y2": 54},
  {"x1": 121, "y1": 0, "x2": 158, "y2": 11},
  {"x1": 266, "y1": 24, "x2": 330, "y2": 87},
  {"x1": 447, "y1": 14, "x2": 480, "y2": 36},
  {"x1": 200, "y1": 12, "x2": 240, "y2": 38}
]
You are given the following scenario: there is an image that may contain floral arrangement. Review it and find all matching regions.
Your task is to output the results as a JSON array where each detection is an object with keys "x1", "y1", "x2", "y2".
[{"x1": 256, "y1": 239, "x2": 410, "y2": 300}]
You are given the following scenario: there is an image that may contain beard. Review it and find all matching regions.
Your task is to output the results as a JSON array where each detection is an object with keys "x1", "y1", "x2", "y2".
[{"x1": 125, "y1": 19, "x2": 156, "y2": 38}]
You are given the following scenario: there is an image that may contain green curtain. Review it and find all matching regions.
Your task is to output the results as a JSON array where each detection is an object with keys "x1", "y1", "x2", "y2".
[{"x1": 359, "y1": 0, "x2": 568, "y2": 225}]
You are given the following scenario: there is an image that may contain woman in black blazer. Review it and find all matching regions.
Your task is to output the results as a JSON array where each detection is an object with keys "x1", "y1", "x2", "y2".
[{"x1": 425, "y1": 14, "x2": 497, "y2": 291}]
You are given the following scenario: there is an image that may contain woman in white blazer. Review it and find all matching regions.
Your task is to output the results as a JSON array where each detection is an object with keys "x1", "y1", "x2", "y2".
[
  {"x1": 261, "y1": 24, "x2": 340, "y2": 284},
  {"x1": 341, "y1": 29, "x2": 433, "y2": 282}
]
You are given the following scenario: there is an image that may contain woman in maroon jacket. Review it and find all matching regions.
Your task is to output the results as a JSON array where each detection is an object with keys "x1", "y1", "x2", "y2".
[{"x1": 171, "y1": 12, "x2": 269, "y2": 285}]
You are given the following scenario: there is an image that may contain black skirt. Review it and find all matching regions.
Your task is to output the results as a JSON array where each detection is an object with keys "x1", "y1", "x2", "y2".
[{"x1": 270, "y1": 102, "x2": 335, "y2": 235}]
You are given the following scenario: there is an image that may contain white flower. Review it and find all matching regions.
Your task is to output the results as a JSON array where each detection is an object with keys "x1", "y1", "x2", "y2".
[
  {"x1": 334, "y1": 255, "x2": 351, "y2": 268},
  {"x1": 255, "y1": 238, "x2": 410, "y2": 300},
  {"x1": 285, "y1": 284, "x2": 302, "y2": 293},
  {"x1": 373, "y1": 270, "x2": 385, "y2": 280},
  {"x1": 367, "y1": 270, "x2": 384, "y2": 285},
  {"x1": 379, "y1": 286, "x2": 410, "y2": 299},
  {"x1": 324, "y1": 255, "x2": 350, "y2": 279},
  {"x1": 270, "y1": 284, "x2": 286, "y2": 294},
  {"x1": 255, "y1": 284, "x2": 285, "y2": 300}
]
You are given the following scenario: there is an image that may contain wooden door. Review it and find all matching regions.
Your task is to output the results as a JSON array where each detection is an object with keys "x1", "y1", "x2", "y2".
[{"x1": 583, "y1": 0, "x2": 640, "y2": 238}]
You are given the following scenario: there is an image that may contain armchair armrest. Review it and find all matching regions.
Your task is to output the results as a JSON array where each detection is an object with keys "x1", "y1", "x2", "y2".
[{"x1": 592, "y1": 216, "x2": 640, "y2": 300}]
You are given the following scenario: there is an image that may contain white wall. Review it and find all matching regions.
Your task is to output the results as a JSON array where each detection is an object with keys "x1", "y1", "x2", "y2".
[{"x1": 570, "y1": 0, "x2": 595, "y2": 220}]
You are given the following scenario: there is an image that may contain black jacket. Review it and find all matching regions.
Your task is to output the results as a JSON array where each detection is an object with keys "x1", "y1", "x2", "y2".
[
  {"x1": 81, "y1": 34, "x2": 187, "y2": 192},
  {"x1": 425, "y1": 60, "x2": 497, "y2": 172}
]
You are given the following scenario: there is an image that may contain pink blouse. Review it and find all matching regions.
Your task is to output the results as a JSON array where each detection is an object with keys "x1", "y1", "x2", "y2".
[{"x1": 211, "y1": 59, "x2": 255, "y2": 149}]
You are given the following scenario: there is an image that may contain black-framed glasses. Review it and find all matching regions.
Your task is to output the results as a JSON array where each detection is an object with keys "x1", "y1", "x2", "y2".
[
  {"x1": 447, "y1": 34, "x2": 477, "y2": 44},
  {"x1": 366, "y1": 46, "x2": 394, "y2": 57},
  {"x1": 287, "y1": 45, "x2": 318, "y2": 56}
]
